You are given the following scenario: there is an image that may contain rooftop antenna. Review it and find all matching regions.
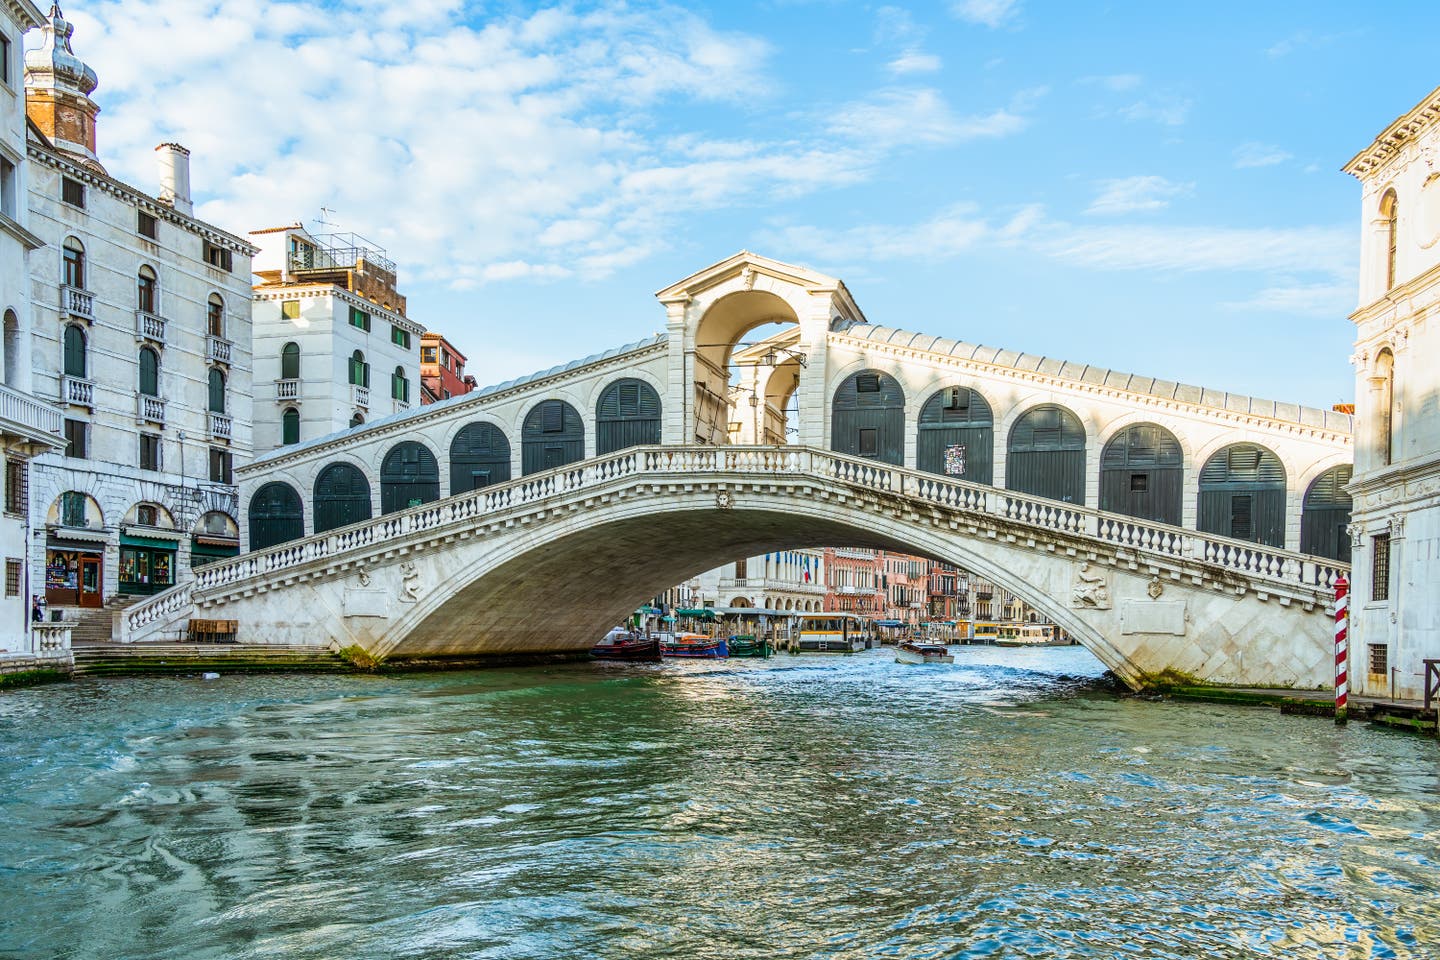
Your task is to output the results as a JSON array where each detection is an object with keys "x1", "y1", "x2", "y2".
[{"x1": 316, "y1": 206, "x2": 339, "y2": 233}]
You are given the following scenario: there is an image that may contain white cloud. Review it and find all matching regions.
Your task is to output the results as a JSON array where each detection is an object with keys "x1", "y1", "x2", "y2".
[
  {"x1": 1118, "y1": 96, "x2": 1191, "y2": 126},
  {"x1": 1233, "y1": 142, "x2": 1293, "y2": 169},
  {"x1": 827, "y1": 89, "x2": 1026, "y2": 144},
  {"x1": 950, "y1": 0, "x2": 1021, "y2": 28},
  {"x1": 1222, "y1": 282, "x2": 1353, "y2": 317},
  {"x1": 1081, "y1": 73, "x2": 1143, "y2": 92},
  {"x1": 887, "y1": 52, "x2": 943, "y2": 75},
  {"x1": 1086, "y1": 176, "x2": 1193, "y2": 216},
  {"x1": 1035, "y1": 222, "x2": 1353, "y2": 277}
]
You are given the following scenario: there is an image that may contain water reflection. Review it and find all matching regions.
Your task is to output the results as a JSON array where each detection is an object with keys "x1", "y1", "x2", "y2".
[{"x1": 1, "y1": 646, "x2": 1437, "y2": 959}]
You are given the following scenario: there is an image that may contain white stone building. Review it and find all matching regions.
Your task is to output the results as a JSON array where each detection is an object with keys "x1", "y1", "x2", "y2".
[
  {"x1": 694, "y1": 550, "x2": 827, "y2": 614},
  {"x1": 249, "y1": 224, "x2": 425, "y2": 452},
  {"x1": 23, "y1": 5, "x2": 254, "y2": 616},
  {"x1": 1342, "y1": 85, "x2": 1440, "y2": 702},
  {"x1": 0, "y1": 0, "x2": 64, "y2": 656}
]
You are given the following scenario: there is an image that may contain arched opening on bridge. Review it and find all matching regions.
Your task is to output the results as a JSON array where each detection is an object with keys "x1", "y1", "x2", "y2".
[
  {"x1": 692, "y1": 290, "x2": 801, "y2": 444},
  {"x1": 522, "y1": 399, "x2": 584, "y2": 474},
  {"x1": 1301, "y1": 465, "x2": 1353, "y2": 562},
  {"x1": 1007, "y1": 404, "x2": 1086, "y2": 505},
  {"x1": 596, "y1": 378, "x2": 661, "y2": 455},
  {"x1": 381, "y1": 442, "x2": 440, "y2": 514},
  {"x1": 249, "y1": 481, "x2": 304, "y2": 549},
  {"x1": 831, "y1": 369, "x2": 904, "y2": 464},
  {"x1": 314, "y1": 463, "x2": 372, "y2": 533},
  {"x1": 760, "y1": 355, "x2": 802, "y2": 445},
  {"x1": 1099, "y1": 423, "x2": 1183, "y2": 525},
  {"x1": 1197, "y1": 444, "x2": 1286, "y2": 548},
  {"x1": 450, "y1": 422, "x2": 511, "y2": 494},
  {"x1": 917, "y1": 386, "x2": 993, "y2": 484}
]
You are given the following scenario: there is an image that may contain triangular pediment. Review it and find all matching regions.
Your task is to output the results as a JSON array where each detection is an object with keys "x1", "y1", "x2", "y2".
[{"x1": 655, "y1": 250, "x2": 846, "y2": 302}]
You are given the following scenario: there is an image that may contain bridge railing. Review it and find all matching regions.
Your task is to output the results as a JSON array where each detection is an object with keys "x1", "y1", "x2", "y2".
[{"x1": 121, "y1": 444, "x2": 1348, "y2": 640}]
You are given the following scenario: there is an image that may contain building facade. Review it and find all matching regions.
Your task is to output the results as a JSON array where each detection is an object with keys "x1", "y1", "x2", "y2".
[
  {"x1": 24, "y1": 5, "x2": 254, "y2": 614},
  {"x1": 0, "y1": 0, "x2": 64, "y2": 655},
  {"x1": 822, "y1": 547, "x2": 884, "y2": 617},
  {"x1": 1343, "y1": 85, "x2": 1440, "y2": 702},
  {"x1": 694, "y1": 549, "x2": 827, "y2": 613},
  {"x1": 420, "y1": 332, "x2": 475, "y2": 404},
  {"x1": 250, "y1": 224, "x2": 425, "y2": 451}
]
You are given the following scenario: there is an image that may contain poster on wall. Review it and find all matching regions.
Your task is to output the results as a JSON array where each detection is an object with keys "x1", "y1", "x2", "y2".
[{"x1": 944, "y1": 444, "x2": 967, "y2": 477}]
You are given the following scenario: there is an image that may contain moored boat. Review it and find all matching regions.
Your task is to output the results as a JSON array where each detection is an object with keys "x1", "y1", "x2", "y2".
[
  {"x1": 726, "y1": 635, "x2": 772, "y2": 658},
  {"x1": 993, "y1": 624, "x2": 1073, "y2": 648},
  {"x1": 590, "y1": 629, "x2": 662, "y2": 662},
  {"x1": 661, "y1": 633, "x2": 729, "y2": 659},
  {"x1": 895, "y1": 641, "x2": 954, "y2": 665},
  {"x1": 791, "y1": 614, "x2": 870, "y2": 654}
]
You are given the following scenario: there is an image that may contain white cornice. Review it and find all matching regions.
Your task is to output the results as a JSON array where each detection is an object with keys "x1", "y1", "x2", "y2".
[
  {"x1": 1343, "y1": 84, "x2": 1440, "y2": 180},
  {"x1": 5, "y1": 0, "x2": 45, "y2": 30},
  {"x1": 253, "y1": 284, "x2": 423, "y2": 335},
  {"x1": 1350, "y1": 259, "x2": 1440, "y2": 326},
  {"x1": 0, "y1": 210, "x2": 44, "y2": 249}
]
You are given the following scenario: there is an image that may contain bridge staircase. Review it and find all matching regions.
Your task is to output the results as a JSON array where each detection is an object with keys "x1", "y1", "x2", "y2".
[
  {"x1": 67, "y1": 596, "x2": 141, "y2": 645},
  {"x1": 72, "y1": 642, "x2": 349, "y2": 677}
]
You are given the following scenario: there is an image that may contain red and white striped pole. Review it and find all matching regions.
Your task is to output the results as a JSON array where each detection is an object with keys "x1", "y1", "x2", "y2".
[{"x1": 1334, "y1": 574, "x2": 1350, "y2": 725}]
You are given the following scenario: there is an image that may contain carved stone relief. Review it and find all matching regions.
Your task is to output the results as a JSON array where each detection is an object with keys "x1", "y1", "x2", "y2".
[
  {"x1": 1069, "y1": 561, "x2": 1111, "y2": 610},
  {"x1": 399, "y1": 561, "x2": 422, "y2": 602}
]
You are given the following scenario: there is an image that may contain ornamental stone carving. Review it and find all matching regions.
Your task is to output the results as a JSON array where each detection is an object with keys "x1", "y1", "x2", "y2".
[
  {"x1": 1070, "y1": 561, "x2": 1111, "y2": 610},
  {"x1": 1147, "y1": 576, "x2": 1164, "y2": 599},
  {"x1": 716, "y1": 490, "x2": 734, "y2": 510},
  {"x1": 1388, "y1": 515, "x2": 1407, "y2": 539},
  {"x1": 399, "y1": 561, "x2": 422, "y2": 602}
]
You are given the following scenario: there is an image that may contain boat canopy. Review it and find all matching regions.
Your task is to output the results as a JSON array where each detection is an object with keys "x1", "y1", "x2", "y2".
[
  {"x1": 875, "y1": 619, "x2": 906, "y2": 627},
  {"x1": 674, "y1": 608, "x2": 717, "y2": 620},
  {"x1": 713, "y1": 606, "x2": 794, "y2": 617}
]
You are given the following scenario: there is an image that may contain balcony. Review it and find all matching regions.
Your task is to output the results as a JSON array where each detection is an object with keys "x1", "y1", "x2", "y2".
[
  {"x1": 136, "y1": 393, "x2": 165, "y2": 425},
  {"x1": 209, "y1": 412, "x2": 232, "y2": 440},
  {"x1": 207, "y1": 335, "x2": 232, "y2": 365},
  {"x1": 393, "y1": 398, "x2": 410, "y2": 414},
  {"x1": 0, "y1": 382, "x2": 63, "y2": 443},
  {"x1": 352, "y1": 384, "x2": 369, "y2": 409},
  {"x1": 60, "y1": 285, "x2": 94, "y2": 323},
  {"x1": 134, "y1": 310, "x2": 165, "y2": 344},
  {"x1": 60, "y1": 376, "x2": 94, "y2": 408},
  {"x1": 275, "y1": 379, "x2": 300, "y2": 402}
]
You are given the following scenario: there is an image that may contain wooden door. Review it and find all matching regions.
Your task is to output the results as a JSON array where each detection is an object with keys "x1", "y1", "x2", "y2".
[{"x1": 79, "y1": 557, "x2": 102, "y2": 608}]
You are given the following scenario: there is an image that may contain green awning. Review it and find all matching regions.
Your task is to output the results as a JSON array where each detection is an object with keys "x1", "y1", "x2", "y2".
[
  {"x1": 190, "y1": 541, "x2": 240, "y2": 559},
  {"x1": 119, "y1": 534, "x2": 180, "y2": 550},
  {"x1": 674, "y1": 608, "x2": 716, "y2": 620}
]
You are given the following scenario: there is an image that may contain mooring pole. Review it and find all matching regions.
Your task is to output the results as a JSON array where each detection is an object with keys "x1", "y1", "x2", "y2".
[{"x1": 1335, "y1": 574, "x2": 1350, "y2": 725}]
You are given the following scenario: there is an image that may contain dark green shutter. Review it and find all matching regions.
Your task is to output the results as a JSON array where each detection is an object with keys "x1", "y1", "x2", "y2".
[{"x1": 450, "y1": 422, "x2": 511, "y2": 493}]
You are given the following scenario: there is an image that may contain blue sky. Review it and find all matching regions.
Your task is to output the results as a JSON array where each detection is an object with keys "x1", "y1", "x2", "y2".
[{"x1": 59, "y1": 0, "x2": 1440, "y2": 407}]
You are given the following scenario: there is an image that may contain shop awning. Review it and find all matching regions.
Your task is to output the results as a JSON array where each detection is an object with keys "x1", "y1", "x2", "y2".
[
  {"x1": 674, "y1": 608, "x2": 717, "y2": 620},
  {"x1": 194, "y1": 535, "x2": 240, "y2": 548},
  {"x1": 46, "y1": 538, "x2": 104, "y2": 554},
  {"x1": 122, "y1": 525, "x2": 185, "y2": 543},
  {"x1": 120, "y1": 533, "x2": 181, "y2": 550},
  {"x1": 713, "y1": 606, "x2": 795, "y2": 617},
  {"x1": 875, "y1": 619, "x2": 906, "y2": 627},
  {"x1": 47, "y1": 525, "x2": 108, "y2": 543}
]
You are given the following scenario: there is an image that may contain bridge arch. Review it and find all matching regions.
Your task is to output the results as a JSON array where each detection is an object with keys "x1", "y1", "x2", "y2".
[
  {"x1": 1098, "y1": 423, "x2": 1184, "y2": 525},
  {"x1": 380, "y1": 441, "x2": 440, "y2": 514},
  {"x1": 1197, "y1": 443, "x2": 1286, "y2": 548},
  {"x1": 249, "y1": 481, "x2": 304, "y2": 549},
  {"x1": 830, "y1": 368, "x2": 905, "y2": 464},
  {"x1": 521, "y1": 398, "x2": 585, "y2": 474},
  {"x1": 690, "y1": 289, "x2": 803, "y2": 444},
  {"x1": 1006, "y1": 403, "x2": 1088, "y2": 505},
  {"x1": 313, "y1": 462, "x2": 373, "y2": 533},
  {"x1": 916, "y1": 384, "x2": 995, "y2": 484},
  {"x1": 448, "y1": 421, "x2": 512, "y2": 494},
  {"x1": 594, "y1": 377, "x2": 662, "y2": 455}
]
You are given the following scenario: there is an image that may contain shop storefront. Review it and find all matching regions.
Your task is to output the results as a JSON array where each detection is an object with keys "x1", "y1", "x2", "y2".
[
  {"x1": 118, "y1": 533, "x2": 179, "y2": 596},
  {"x1": 45, "y1": 537, "x2": 105, "y2": 608},
  {"x1": 190, "y1": 534, "x2": 240, "y2": 568}
]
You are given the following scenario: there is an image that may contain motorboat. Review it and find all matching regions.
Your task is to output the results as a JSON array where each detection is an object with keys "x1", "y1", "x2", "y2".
[
  {"x1": 661, "y1": 633, "x2": 729, "y2": 659},
  {"x1": 591, "y1": 628, "x2": 662, "y2": 662},
  {"x1": 726, "y1": 635, "x2": 772, "y2": 658},
  {"x1": 894, "y1": 641, "x2": 954, "y2": 665}
]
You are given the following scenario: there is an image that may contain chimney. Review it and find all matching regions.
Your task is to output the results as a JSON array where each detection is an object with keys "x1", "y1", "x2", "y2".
[{"x1": 155, "y1": 143, "x2": 192, "y2": 216}]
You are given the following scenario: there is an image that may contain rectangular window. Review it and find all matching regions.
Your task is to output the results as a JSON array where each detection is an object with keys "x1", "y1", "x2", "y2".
[
  {"x1": 349, "y1": 306, "x2": 370, "y2": 332},
  {"x1": 62, "y1": 176, "x2": 85, "y2": 208},
  {"x1": 4, "y1": 459, "x2": 25, "y2": 516},
  {"x1": 280, "y1": 299, "x2": 300, "y2": 320},
  {"x1": 542, "y1": 401, "x2": 564, "y2": 433},
  {"x1": 4, "y1": 559, "x2": 20, "y2": 598},
  {"x1": 209, "y1": 448, "x2": 233, "y2": 484},
  {"x1": 137, "y1": 211, "x2": 158, "y2": 240},
  {"x1": 1372, "y1": 533, "x2": 1391, "y2": 602},
  {"x1": 1130, "y1": 474, "x2": 1148, "y2": 492},
  {"x1": 0, "y1": 32, "x2": 10, "y2": 88},
  {"x1": 60, "y1": 490, "x2": 86, "y2": 527},
  {"x1": 735, "y1": 558, "x2": 747, "y2": 580},
  {"x1": 856, "y1": 373, "x2": 881, "y2": 393},
  {"x1": 63, "y1": 246, "x2": 84, "y2": 288},
  {"x1": 0, "y1": 155, "x2": 15, "y2": 219},
  {"x1": 1230, "y1": 495, "x2": 1253, "y2": 541},
  {"x1": 391, "y1": 325, "x2": 411, "y2": 349},
  {"x1": 203, "y1": 241, "x2": 233, "y2": 272},
  {"x1": 139, "y1": 433, "x2": 162, "y2": 472},
  {"x1": 857, "y1": 427, "x2": 878, "y2": 457},
  {"x1": 63, "y1": 419, "x2": 88, "y2": 459},
  {"x1": 208, "y1": 299, "x2": 224, "y2": 336},
  {"x1": 421, "y1": 346, "x2": 437, "y2": 363},
  {"x1": 1368, "y1": 643, "x2": 1388, "y2": 676}
]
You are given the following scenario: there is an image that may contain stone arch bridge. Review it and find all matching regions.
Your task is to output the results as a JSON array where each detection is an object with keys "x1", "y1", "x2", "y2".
[{"x1": 120, "y1": 253, "x2": 1352, "y2": 690}]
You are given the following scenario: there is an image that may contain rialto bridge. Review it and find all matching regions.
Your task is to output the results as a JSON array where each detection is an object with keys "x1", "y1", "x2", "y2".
[{"x1": 120, "y1": 253, "x2": 1354, "y2": 690}]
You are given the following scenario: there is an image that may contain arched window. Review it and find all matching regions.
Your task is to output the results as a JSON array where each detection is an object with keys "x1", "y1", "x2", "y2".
[
  {"x1": 380, "y1": 441, "x2": 439, "y2": 513},
  {"x1": 349, "y1": 412, "x2": 365, "y2": 428},
  {"x1": 280, "y1": 341, "x2": 300, "y2": 380},
  {"x1": 917, "y1": 386, "x2": 993, "y2": 483},
  {"x1": 2, "y1": 310, "x2": 18, "y2": 387},
  {"x1": 391, "y1": 366, "x2": 409, "y2": 403},
  {"x1": 137, "y1": 265, "x2": 157, "y2": 313},
  {"x1": 1197, "y1": 443, "x2": 1286, "y2": 547},
  {"x1": 1375, "y1": 348, "x2": 1395, "y2": 467},
  {"x1": 1301, "y1": 465, "x2": 1354, "y2": 563},
  {"x1": 207, "y1": 367, "x2": 226, "y2": 413},
  {"x1": 830, "y1": 369, "x2": 905, "y2": 464},
  {"x1": 1007, "y1": 404, "x2": 1087, "y2": 504},
  {"x1": 138, "y1": 347, "x2": 160, "y2": 396},
  {"x1": 62, "y1": 238, "x2": 85, "y2": 288},
  {"x1": 596, "y1": 378, "x2": 661, "y2": 454},
  {"x1": 521, "y1": 399, "x2": 584, "y2": 475},
  {"x1": 313, "y1": 463, "x2": 372, "y2": 533},
  {"x1": 1380, "y1": 189, "x2": 1399, "y2": 291},
  {"x1": 348, "y1": 350, "x2": 369, "y2": 387},
  {"x1": 450, "y1": 421, "x2": 512, "y2": 493},
  {"x1": 1099, "y1": 423, "x2": 1183, "y2": 525},
  {"x1": 282, "y1": 407, "x2": 300, "y2": 445},
  {"x1": 63, "y1": 324, "x2": 87, "y2": 378},
  {"x1": 207, "y1": 294, "x2": 225, "y2": 337},
  {"x1": 248, "y1": 482, "x2": 304, "y2": 549}
]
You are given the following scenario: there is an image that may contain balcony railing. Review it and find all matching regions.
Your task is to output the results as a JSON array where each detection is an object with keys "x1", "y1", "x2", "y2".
[
  {"x1": 0, "y1": 382, "x2": 63, "y2": 438},
  {"x1": 207, "y1": 335, "x2": 232, "y2": 364},
  {"x1": 393, "y1": 398, "x2": 410, "y2": 414},
  {"x1": 276, "y1": 379, "x2": 300, "y2": 401},
  {"x1": 209, "y1": 412, "x2": 232, "y2": 440},
  {"x1": 352, "y1": 384, "x2": 369, "y2": 409},
  {"x1": 136, "y1": 393, "x2": 165, "y2": 425},
  {"x1": 60, "y1": 375, "x2": 94, "y2": 408},
  {"x1": 61, "y1": 285, "x2": 94, "y2": 323},
  {"x1": 135, "y1": 310, "x2": 165, "y2": 344}
]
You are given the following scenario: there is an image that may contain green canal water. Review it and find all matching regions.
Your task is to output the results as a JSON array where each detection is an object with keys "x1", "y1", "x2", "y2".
[{"x1": 1, "y1": 647, "x2": 1438, "y2": 959}]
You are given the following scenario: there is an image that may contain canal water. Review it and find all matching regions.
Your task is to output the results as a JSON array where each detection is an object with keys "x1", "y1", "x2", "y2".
[{"x1": 1, "y1": 647, "x2": 1437, "y2": 959}]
